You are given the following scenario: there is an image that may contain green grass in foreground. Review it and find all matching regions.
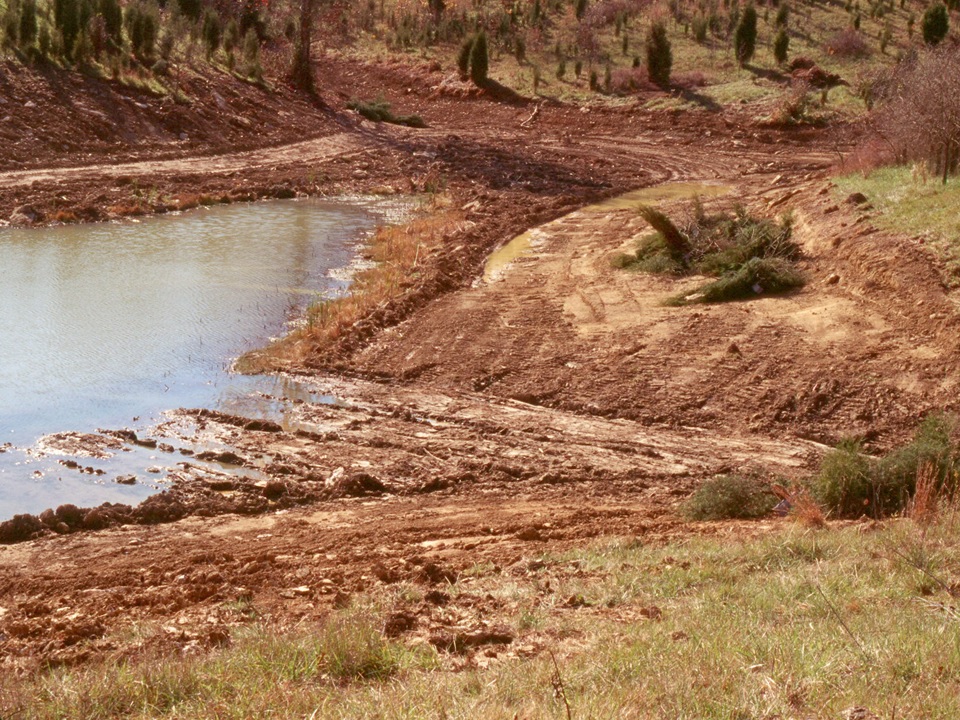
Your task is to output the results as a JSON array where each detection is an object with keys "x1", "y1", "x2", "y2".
[
  {"x1": 4, "y1": 516, "x2": 960, "y2": 718},
  {"x1": 834, "y1": 167, "x2": 960, "y2": 286}
]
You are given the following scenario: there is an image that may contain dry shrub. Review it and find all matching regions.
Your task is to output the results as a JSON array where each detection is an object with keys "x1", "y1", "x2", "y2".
[
  {"x1": 609, "y1": 66, "x2": 656, "y2": 94},
  {"x1": 106, "y1": 201, "x2": 148, "y2": 216},
  {"x1": 908, "y1": 462, "x2": 940, "y2": 527},
  {"x1": 823, "y1": 29, "x2": 871, "y2": 59},
  {"x1": 238, "y1": 198, "x2": 462, "y2": 372},
  {"x1": 870, "y1": 47, "x2": 960, "y2": 183},
  {"x1": 772, "y1": 483, "x2": 827, "y2": 527},
  {"x1": 672, "y1": 71, "x2": 707, "y2": 89},
  {"x1": 790, "y1": 487, "x2": 827, "y2": 528}
]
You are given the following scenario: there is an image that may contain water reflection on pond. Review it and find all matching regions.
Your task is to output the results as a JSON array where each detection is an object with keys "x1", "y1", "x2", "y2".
[{"x1": 0, "y1": 197, "x2": 408, "y2": 517}]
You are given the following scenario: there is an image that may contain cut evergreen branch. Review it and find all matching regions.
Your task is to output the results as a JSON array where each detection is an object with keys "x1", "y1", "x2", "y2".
[{"x1": 347, "y1": 97, "x2": 426, "y2": 128}]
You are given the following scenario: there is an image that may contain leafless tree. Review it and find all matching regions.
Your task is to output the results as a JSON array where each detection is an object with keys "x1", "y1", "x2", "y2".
[{"x1": 872, "y1": 46, "x2": 960, "y2": 183}]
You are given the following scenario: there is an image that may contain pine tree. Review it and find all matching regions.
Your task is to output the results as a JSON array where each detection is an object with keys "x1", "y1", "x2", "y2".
[
  {"x1": 646, "y1": 20, "x2": 672, "y2": 87},
  {"x1": 19, "y1": 0, "x2": 37, "y2": 48},
  {"x1": 469, "y1": 30, "x2": 488, "y2": 85},
  {"x1": 456, "y1": 35, "x2": 473, "y2": 76},
  {"x1": 734, "y1": 4, "x2": 758, "y2": 66},
  {"x1": 773, "y1": 27, "x2": 789, "y2": 65}
]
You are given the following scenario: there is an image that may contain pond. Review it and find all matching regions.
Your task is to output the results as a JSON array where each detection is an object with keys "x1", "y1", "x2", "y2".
[{"x1": 0, "y1": 197, "x2": 408, "y2": 518}]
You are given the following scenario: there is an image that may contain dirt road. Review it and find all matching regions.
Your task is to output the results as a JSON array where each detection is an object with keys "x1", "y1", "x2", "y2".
[{"x1": 2, "y1": 57, "x2": 958, "y2": 671}]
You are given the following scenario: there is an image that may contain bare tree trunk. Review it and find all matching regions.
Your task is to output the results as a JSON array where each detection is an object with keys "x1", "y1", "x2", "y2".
[{"x1": 290, "y1": 0, "x2": 315, "y2": 94}]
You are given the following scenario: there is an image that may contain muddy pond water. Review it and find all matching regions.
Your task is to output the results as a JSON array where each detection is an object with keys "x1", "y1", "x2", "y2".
[{"x1": 0, "y1": 197, "x2": 408, "y2": 518}]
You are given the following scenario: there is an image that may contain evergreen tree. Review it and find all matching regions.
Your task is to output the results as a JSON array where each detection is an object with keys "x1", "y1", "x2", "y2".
[
  {"x1": 773, "y1": 27, "x2": 789, "y2": 65},
  {"x1": 646, "y1": 20, "x2": 672, "y2": 87},
  {"x1": 922, "y1": 3, "x2": 949, "y2": 45},
  {"x1": 469, "y1": 30, "x2": 488, "y2": 85},
  {"x1": 456, "y1": 35, "x2": 473, "y2": 76},
  {"x1": 202, "y1": 8, "x2": 221, "y2": 59},
  {"x1": 19, "y1": 0, "x2": 37, "y2": 47},
  {"x1": 99, "y1": 0, "x2": 122, "y2": 52},
  {"x1": 734, "y1": 4, "x2": 758, "y2": 66}
]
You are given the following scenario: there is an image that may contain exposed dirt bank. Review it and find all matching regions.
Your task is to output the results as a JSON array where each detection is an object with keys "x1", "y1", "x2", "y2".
[{"x1": 2, "y1": 55, "x2": 957, "y2": 670}]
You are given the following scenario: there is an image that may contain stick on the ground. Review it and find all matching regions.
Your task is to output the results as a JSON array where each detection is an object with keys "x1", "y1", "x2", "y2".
[
  {"x1": 521, "y1": 101, "x2": 544, "y2": 128},
  {"x1": 549, "y1": 650, "x2": 573, "y2": 720}
]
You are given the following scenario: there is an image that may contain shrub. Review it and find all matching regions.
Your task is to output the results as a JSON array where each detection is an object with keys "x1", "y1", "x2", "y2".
[
  {"x1": 824, "y1": 28, "x2": 870, "y2": 58},
  {"x1": 456, "y1": 35, "x2": 472, "y2": 76},
  {"x1": 54, "y1": 0, "x2": 83, "y2": 59},
  {"x1": 242, "y1": 28, "x2": 261, "y2": 81},
  {"x1": 202, "y1": 8, "x2": 221, "y2": 59},
  {"x1": 734, "y1": 4, "x2": 757, "y2": 66},
  {"x1": 773, "y1": 28, "x2": 789, "y2": 65},
  {"x1": 921, "y1": 3, "x2": 948, "y2": 46},
  {"x1": 469, "y1": 30, "x2": 488, "y2": 85},
  {"x1": 692, "y1": 15, "x2": 708, "y2": 43},
  {"x1": 775, "y1": 3, "x2": 789, "y2": 28},
  {"x1": 646, "y1": 20, "x2": 672, "y2": 87},
  {"x1": 99, "y1": 0, "x2": 122, "y2": 52},
  {"x1": 811, "y1": 440, "x2": 875, "y2": 518},
  {"x1": 18, "y1": 0, "x2": 37, "y2": 48},
  {"x1": 682, "y1": 475, "x2": 778, "y2": 520},
  {"x1": 223, "y1": 19, "x2": 240, "y2": 52},
  {"x1": 623, "y1": 203, "x2": 804, "y2": 304},
  {"x1": 176, "y1": 0, "x2": 201, "y2": 22},
  {"x1": 812, "y1": 416, "x2": 960, "y2": 518},
  {"x1": 125, "y1": 3, "x2": 158, "y2": 61}
]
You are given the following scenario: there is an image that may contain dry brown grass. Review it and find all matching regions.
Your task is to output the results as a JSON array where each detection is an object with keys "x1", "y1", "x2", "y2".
[
  {"x1": 909, "y1": 462, "x2": 941, "y2": 528},
  {"x1": 773, "y1": 483, "x2": 827, "y2": 528},
  {"x1": 237, "y1": 196, "x2": 462, "y2": 373}
]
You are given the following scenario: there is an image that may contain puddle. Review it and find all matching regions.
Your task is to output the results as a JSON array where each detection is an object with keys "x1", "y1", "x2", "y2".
[
  {"x1": 0, "y1": 196, "x2": 411, "y2": 518},
  {"x1": 483, "y1": 228, "x2": 548, "y2": 282},
  {"x1": 483, "y1": 182, "x2": 732, "y2": 281}
]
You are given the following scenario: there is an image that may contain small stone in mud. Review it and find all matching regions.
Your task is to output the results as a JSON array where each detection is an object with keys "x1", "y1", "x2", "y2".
[
  {"x1": 243, "y1": 419, "x2": 282, "y2": 433},
  {"x1": 146, "y1": 466, "x2": 164, "y2": 474},
  {"x1": 383, "y1": 611, "x2": 418, "y2": 637},
  {"x1": 203, "y1": 477, "x2": 235, "y2": 492},
  {"x1": 263, "y1": 481, "x2": 287, "y2": 499},
  {"x1": 115, "y1": 475, "x2": 137, "y2": 485},
  {"x1": 424, "y1": 589, "x2": 450, "y2": 605},
  {"x1": 157, "y1": 443, "x2": 175, "y2": 453}
]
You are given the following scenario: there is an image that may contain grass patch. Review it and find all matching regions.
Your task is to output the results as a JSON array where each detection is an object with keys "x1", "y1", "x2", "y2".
[
  {"x1": 617, "y1": 202, "x2": 805, "y2": 304},
  {"x1": 0, "y1": 610, "x2": 425, "y2": 719},
  {"x1": 236, "y1": 196, "x2": 461, "y2": 373},
  {"x1": 833, "y1": 167, "x2": 960, "y2": 287},
  {"x1": 7, "y1": 520, "x2": 960, "y2": 718},
  {"x1": 682, "y1": 474, "x2": 779, "y2": 520},
  {"x1": 347, "y1": 95, "x2": 426, "y2": 128}
]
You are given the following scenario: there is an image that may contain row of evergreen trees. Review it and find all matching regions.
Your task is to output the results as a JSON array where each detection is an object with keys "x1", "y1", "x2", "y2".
[{"x1": 0, "y1": 0, "x2": 263, "y2": 79}]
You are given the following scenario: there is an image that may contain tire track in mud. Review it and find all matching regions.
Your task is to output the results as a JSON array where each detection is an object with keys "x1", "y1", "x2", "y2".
[{"x1": 0, "y1": 132, "x2": 369, "y2": 188}]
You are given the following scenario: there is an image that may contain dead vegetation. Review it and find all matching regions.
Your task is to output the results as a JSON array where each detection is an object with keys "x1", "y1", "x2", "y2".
[{"x1": 235, "y1": 197, "x2": 464, "y2": 373}]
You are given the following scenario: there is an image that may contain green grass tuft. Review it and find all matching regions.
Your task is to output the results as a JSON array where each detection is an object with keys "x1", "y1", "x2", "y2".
[{"x1": 682, "y1": 474, "x2": 779, "y2": 520}]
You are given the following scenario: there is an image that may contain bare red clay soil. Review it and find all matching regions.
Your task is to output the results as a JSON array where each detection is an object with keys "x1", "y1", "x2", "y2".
[{"x1": 1, "y1": 54, "x2": 958, "y2": 673}]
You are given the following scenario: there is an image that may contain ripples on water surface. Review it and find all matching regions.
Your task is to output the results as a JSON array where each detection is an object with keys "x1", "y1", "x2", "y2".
[{"x1": 0, "y1": 197, "x2": 407, "y2": 517}]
